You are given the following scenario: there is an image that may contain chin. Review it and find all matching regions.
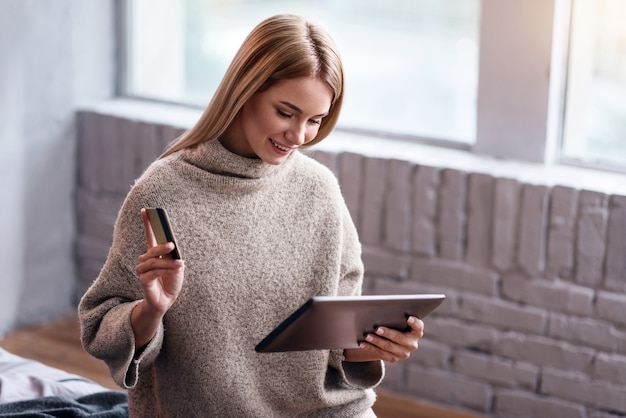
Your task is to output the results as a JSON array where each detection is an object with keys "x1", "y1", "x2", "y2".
[
  {"x1": 262, "y1": 156, "x2": 288, "y2": 166},
  {"x1": 260, "y1": 144, "x2": 291, "y2": 165}
]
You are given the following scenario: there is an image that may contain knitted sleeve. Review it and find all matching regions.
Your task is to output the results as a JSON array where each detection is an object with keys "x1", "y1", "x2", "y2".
[{"x1": 78, "y1": 170, "x2": 166, "y2": 389}]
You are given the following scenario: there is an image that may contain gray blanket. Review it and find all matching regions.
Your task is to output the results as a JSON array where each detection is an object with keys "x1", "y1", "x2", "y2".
[
  {"x1": 0, "y1": 391, "x2": 128, "y2": 417},
  {"x1": 0, "y1": 348, "x2": 127, "y2": 416}
]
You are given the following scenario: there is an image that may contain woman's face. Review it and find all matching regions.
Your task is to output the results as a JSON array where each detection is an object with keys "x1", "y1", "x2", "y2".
[{"x1": 222, "y1": 76, "x2": 333, "y2": 165}]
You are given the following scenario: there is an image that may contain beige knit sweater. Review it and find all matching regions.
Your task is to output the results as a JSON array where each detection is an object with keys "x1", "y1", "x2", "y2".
[{"x1": 78, "y1": 139, "x2": 384, "y2": 417}]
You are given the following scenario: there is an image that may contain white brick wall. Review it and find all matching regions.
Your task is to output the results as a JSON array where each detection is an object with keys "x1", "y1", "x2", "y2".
[{"x1": 76, "y1": 110, "x2": 626, "y2": 418}]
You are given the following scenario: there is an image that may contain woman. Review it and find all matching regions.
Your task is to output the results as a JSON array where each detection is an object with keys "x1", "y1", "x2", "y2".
[{"x1": 79, "y1": 13, "x2": 424, "y2": 417}]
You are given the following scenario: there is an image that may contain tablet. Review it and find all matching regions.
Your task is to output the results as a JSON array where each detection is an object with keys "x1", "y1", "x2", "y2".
[{"x1": 255, "y1": 294, "x2": 445, "y2": 353}]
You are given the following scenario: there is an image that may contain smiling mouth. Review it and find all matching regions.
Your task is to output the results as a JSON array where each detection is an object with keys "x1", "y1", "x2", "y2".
[{"x1": 270, "y1": 138, "x2": 291, "y2": 152}]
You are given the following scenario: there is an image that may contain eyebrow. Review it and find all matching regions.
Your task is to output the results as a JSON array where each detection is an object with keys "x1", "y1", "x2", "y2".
[{"x1": 279, "y1": 101, "x2": 329, "y2": 118}]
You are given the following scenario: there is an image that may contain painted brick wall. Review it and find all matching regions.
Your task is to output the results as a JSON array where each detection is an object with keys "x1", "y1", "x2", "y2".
[{"x1": 76, "y1": 110, "x2": 626, "y2": 418}]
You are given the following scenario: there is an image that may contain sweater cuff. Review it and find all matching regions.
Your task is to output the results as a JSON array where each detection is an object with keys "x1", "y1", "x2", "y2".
[
  {"x1": 113, "y1": 302, "x2": 164, "y2": 389},
  {"x1": 330, "y1": 349, "x2": 385, "y2": 389},
  {"x1": 341, "y1": 360, "x2": 385, "y2": 389}
]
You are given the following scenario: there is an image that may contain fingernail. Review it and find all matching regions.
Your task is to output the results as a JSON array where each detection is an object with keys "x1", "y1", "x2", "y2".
[
  {"x1": 366, "y1": 334, "x2": 374, "y2": 342},
  {"x1": 376, "y1": 327, "x2": 384, "y2": 336}
]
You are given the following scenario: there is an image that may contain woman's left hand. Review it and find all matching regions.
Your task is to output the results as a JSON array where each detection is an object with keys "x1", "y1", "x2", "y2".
[{"x1": 343, "y1": 316, "x2": 425, "y2": 363}]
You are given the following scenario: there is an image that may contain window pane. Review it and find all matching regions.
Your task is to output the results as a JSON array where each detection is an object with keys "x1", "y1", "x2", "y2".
[
  {"x1": 128, "y1": 0, "x2": 480, "y2": 144},
  {"x1": 563, "y1": 0, "x2": 626, "y2": 167}
]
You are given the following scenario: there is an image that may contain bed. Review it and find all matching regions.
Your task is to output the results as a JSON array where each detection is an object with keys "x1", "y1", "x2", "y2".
[{"x1": 0, "y1": 347, "x2": 128, "y2": 417}]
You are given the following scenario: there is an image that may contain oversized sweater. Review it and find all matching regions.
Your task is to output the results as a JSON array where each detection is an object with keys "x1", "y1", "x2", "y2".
[{"x1": 78, "y1": 138, "x2": 384, "y2": 417}]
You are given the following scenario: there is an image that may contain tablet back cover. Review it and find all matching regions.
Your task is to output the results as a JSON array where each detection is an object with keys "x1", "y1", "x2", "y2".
[{"x1": 255, "y1": 294, "x2": 445, "y2": 353}]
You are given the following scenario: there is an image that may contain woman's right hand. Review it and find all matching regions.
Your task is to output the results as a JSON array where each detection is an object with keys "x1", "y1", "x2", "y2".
[
  {"x1": 131, "y1": 209, "x2": 185, "y2": 348},
  {"x1": 135, "y1": 208, "x2": 185, "y2": 313}
]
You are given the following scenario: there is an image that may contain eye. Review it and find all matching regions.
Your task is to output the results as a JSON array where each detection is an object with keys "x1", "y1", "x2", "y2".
[
  {"x1": 276, "y1": 109, "x2": 292, "y2": 118},
  {"x1": 308, "y1": 118, "x2": 322, "y2": 126}
]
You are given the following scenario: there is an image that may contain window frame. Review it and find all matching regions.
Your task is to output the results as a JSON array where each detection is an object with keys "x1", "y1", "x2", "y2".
[{"x1": 115, "y1": 0, "x2": 622, "y2": 172}]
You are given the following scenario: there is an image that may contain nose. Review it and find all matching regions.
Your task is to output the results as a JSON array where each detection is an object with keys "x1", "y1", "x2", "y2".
[{"x1": 285, "y1": 122, "x2": 307, "y2": 146}]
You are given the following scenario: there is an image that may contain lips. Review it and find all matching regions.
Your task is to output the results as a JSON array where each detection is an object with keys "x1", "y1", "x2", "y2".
[{"x1": 270, "y1": 138, "x2": 291, "y2": 153}]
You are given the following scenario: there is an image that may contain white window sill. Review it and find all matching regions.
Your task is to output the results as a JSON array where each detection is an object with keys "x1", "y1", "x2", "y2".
[{"x1": 82, "y1": 98, "x2": 626, "y2": 196}]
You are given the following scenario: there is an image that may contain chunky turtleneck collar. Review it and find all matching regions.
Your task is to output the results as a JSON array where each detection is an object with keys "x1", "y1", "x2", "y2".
[
  {"x1": 179, "y1": 138, "x2": 296, "y2": 180},
  {"x1": 162, "y1": 139, "x2": 299, "y2": 194}
]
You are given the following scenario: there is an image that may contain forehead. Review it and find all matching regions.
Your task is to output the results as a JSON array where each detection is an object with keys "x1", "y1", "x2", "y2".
[{"x1": 261, "y1": 77, "x2": 333, "y2": 114}]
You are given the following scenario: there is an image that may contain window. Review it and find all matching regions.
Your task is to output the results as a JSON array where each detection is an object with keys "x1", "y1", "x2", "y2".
[
  {"x1": 126, "y1": 0, "x2": 480, "y2": 144},
  {"x1": 123, "y1": 0, "x2": 626, "y2": 171},
  {"x1": 562, "y1": 0, "x2": 626, "y2": 169}
]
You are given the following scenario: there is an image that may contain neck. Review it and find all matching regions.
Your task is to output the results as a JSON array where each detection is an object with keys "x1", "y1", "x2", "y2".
[{"x1": 219, "y1": 117, "x2": 257, "y2": 159}]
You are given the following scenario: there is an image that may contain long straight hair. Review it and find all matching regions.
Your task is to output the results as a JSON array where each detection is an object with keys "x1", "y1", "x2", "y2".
[{"x1": 161, "y1": 14, "x2": 344, "y2": 158}]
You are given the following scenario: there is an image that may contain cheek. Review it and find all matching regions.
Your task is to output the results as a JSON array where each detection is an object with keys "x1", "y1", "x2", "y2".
[
  {"x1": 266, "y1": 116, "x2": 294, "y2": 136},
  {"x1": 306, "y1": 125, "x2": 321, "y2": 142},
  {"x1": 267, "y1": 117, "x2": 286, "y2": 133},
  {"x1": 244, "y1": 107, "x2": 274, "y2": 138},
  {"x1": 251, "y1": 105, "x2": 279, "y2": 133}
]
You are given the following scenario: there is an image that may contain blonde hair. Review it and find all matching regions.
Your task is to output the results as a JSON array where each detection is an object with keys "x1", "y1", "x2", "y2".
[{"x1": 161, "y1": 14, "x2": 344, "y2": 158}]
